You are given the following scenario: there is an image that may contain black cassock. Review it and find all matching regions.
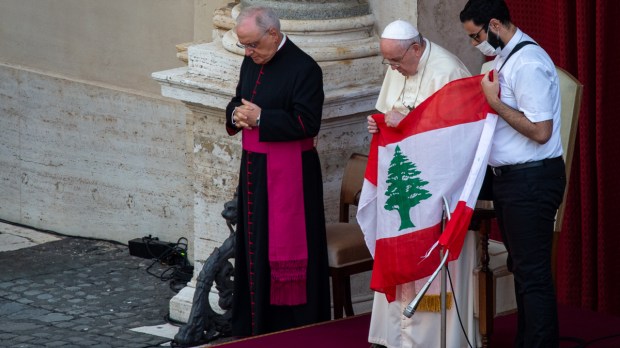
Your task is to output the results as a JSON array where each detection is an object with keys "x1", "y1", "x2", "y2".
[{"x1": 225, "y1": 38, "x2": 331, "y2": 336}]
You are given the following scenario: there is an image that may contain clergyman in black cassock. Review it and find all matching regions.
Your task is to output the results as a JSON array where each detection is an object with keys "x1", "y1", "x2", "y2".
[{"x1": 225, "y1": 6, "x2": 331, "y2": 337}]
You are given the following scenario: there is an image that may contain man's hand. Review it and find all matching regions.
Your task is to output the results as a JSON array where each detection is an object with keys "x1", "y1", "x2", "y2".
[
  {"x1": 385, "y1": 109, "x2": 405, "y2": 128},
  {"x1": 481, "y1": 69, "x2": 501, "y2": 108},
  {"x1": 234, "y1": 98, "x2": 262, "y2": 129},
  {"x1": 480, "y1": 69, "x2": 553, "y2": 144}
]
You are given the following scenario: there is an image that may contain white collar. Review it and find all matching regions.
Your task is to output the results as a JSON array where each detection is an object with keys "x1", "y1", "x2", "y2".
[
  {"x1": 498, "y1": 28, "x2": 525, "y2": 59},
  {"x1": 277, "y1": 33, "x2": 287, "y2": 51}
]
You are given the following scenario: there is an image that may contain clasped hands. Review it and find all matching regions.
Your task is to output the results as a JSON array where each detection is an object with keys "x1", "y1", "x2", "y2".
[
  {"x1": 233, "y1": 98, "x2": 261, "y2": 129},
  {"x1": 367, "y1": 109, "x2": 406, "y2": 134}
]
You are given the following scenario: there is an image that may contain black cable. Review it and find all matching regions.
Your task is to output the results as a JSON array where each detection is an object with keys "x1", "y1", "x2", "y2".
[
  {"x1": 143, "y1": 237, "x2": 194, "y2": 293},
  {"x1": 144, "y1": 237, "x2": 185, "y2": 264},
  {"x1": 164, "y1": 312, "x2": 187, "y2": 327},
  {"x1": 583, "y1": 333, "x2": 620, "y2": 347},
  {"x1": 448, "y1": 267, "x2": 585, "y2": 348},
  {"x1": 447, "y1": 267, "x2": 476, "y2": 348},
  {"x1": 446, "y1": 260, "x2": 617, "y2": 348},
  {"x1": 0, "y1": 218, "x2": 126, "y2": 246},
  {"x1": 558, "y1": 336, "x2": 586, "y2": 348}
]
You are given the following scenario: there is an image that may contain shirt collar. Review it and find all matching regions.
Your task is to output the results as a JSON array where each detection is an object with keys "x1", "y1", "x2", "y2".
[{"x1": 498, "y1": 28, "x2": 524, "y2": 59}]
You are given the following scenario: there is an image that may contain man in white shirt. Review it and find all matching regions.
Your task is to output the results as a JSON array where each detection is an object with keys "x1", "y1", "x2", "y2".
[{"x1": 460, "y1": 1, "x2": 566, "y2": 347}]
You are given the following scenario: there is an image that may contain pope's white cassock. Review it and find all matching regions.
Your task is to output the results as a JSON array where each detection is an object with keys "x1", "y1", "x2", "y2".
[{"x1": 366, "y1": 21, "x2": 480, "y2": 348}]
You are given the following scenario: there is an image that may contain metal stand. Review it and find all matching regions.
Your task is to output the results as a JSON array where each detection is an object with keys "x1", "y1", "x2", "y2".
[{"x1": 403, "y1": 196, "x2": 451, "y2": 348}]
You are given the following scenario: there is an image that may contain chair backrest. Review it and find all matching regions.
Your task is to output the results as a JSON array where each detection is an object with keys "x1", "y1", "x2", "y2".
[
  {"x1": 338, "y1": 153, "x2": 369, "y2": 223},
  {"x1": 554, "y1": 67, "x2": 583, "y2": 232},
  {"x1": 480, "y1": 61, "x2": 583, "y2": 232}
]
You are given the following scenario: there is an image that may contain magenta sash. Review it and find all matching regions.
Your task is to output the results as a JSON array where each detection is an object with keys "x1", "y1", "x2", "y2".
[{"x1": 242, "y1": 128, "x2": 313, "y2": 305}]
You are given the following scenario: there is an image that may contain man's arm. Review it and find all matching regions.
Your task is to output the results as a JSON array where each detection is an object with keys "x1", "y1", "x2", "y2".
[
  {"x1": 225, "y1": 61, "x2": 248, "y2": 135},
  {"x1": 481, "y1": 70, "x2": 553, "y2": 144}
]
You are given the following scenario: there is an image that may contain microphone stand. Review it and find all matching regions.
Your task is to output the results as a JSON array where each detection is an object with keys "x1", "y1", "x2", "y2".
[{"x1": 403, "y1": 196, "x2": 451, "y2": 348}]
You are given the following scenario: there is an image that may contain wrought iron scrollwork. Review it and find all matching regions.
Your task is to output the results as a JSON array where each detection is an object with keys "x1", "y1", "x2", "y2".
[{"x1": 172, "y1": 191, "x2": 237, "y2": 347}]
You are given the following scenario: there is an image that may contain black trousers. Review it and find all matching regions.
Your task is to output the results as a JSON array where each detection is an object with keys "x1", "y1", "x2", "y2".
[{"x1": 492, "y1": 157, "x2": 566, "y2": 348}]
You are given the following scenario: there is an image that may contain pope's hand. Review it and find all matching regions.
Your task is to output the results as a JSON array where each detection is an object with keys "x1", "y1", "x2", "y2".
[
  {"x1": 367, "y1": 115, "x2": 379, "y2": 134},
  {"x1": 385, "y1": 110, "x2": 405, "y2": 127}
]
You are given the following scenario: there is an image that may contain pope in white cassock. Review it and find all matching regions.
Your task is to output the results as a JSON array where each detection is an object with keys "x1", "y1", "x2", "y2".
[{"x1": 364, "y1": 20, "x2": 480, "y2": 348}]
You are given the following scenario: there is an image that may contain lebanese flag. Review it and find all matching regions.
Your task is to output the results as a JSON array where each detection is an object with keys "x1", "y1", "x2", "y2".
[{"x1": 357, "y1": 75, "x2": 497, "y2": 301}]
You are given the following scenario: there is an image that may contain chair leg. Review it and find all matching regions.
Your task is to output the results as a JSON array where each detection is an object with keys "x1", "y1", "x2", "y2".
[
  {"x1": 331, "y1": 273, "x2": 344, "y2": 319},
  {"x1": 479, "y1": 268, "x2": 493, "y2": 348},
  {"x1": 478, "y1": 218, "x2": 494, "y2": 348},
  {"x1": 343, "y1": 276, "x2": 354, "y2": 317}
]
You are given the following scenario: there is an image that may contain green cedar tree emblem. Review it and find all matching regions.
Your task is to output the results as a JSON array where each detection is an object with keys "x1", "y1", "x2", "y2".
[{"x1": 384, "y1": 145, "x2": 432, "y2": 230}]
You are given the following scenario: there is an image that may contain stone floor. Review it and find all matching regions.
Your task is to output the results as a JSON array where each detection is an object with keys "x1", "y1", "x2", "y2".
[
  {"x1": 0, "y1": 221, "x2": 373, "y2": 347},
  {"x1": 0, "y1": 221, "x2": 181, "y2": 347}
]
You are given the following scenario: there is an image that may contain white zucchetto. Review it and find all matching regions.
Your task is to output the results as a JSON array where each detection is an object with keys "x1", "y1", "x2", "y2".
[{"x1": 381, "y1": 20, "x2": 419, "y2": 40}]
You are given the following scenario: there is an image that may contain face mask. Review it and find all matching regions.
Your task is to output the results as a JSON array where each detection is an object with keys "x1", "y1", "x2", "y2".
[
  {"x1": 475, "y1": 22, "x2": 503, "y2": 57},
  {"x1": 475, "y1": 40, "x2": 500, "y2": 56}
]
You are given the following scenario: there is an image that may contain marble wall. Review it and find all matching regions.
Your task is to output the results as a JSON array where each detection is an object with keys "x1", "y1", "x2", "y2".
[
  {"x1": 0, "y1": 0, "x2": 229, "y2": 247},
  {"x1": 0, "y1": 63, "x2": 193, "y2": 246},
  {"x1": 0, "y1": 0, "x2": 195, "y2": 94},
  {"x1": 417, "y1": 0, "x2": 484, "y2": 74}
]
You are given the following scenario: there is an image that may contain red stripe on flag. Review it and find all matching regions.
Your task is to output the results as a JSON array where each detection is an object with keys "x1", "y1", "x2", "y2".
[
  {"x1": 364, "y1": 114, "x2": 385, "y2": 186},
  {"x1": 364, "y1": 75, "x2": 493, "y2": 184},
  {"x1": 370, "y1": 223, "x2": 442, "y2": 302},
  {"x1": 374, "y1": 74, "x2": 495, "y2": 147},
  {"x1": 438, "y1": 201, "x2": 474, "y2": 261}
]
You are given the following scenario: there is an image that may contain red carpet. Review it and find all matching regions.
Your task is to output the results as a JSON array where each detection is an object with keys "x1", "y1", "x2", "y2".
[
  {"x1": 491, "y1": 305, "x2": 620, "y2": 347},
  {"x1": 210, "y1": 305, "x2": 620, "y2": 347},
  {"x1": 210, "y1": 314, "x2": 371, "y2": 348}
]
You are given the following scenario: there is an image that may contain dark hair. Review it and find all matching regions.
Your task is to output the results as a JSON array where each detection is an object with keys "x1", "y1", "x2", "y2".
[{"x1": 459, "y1": 0, "x2": 512, "y2": 27}]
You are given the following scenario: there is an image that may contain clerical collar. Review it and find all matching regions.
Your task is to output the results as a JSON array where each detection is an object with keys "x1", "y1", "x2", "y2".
[
  {"x1": 277, "y1": 33, "x2": 287, "y2": 51},
  {"x1": 416, "y1": 38, "x2": 431, "y2": 72}
]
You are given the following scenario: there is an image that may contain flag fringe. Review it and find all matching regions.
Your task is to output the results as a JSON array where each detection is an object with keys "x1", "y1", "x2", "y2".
[{"x1": 417, "y1": 292, "x2": 453, "y2": 312}]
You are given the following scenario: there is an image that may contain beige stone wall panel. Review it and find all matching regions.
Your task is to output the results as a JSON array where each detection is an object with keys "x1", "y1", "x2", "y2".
[
  {"x1": 0, "y1": 63, "x2": 193, "y2": 245},
  {"x1": 418, "y1": 0, "x2": 484, "y2": 74},
  {"x1": 0, "y1": 0, "x2": 195, "y2": 94}
]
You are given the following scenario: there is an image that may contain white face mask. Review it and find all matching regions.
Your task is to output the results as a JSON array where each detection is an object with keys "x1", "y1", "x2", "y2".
[
  {"x1": 475, "y1": 21, "x2": 502, "y2": 57},
  {"x1": 475, "y1": 40, "x2": 500, "y2": 56}
]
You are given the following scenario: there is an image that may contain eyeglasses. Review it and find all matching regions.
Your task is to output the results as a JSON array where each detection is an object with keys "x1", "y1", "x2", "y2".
[
  {"x1": 468, "y1": 26, "x2": 485, "y2": 43},
  {"x1": 236, "y1": 30, "x2": 269, "y2": 50},
  {"x1": 381, "y1": 43, "x2": 414, "y2": 68}
]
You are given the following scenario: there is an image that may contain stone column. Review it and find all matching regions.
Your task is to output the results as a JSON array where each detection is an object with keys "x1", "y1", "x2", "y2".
[
  {"x1": 153, "y1": 0, "x2": 382, "y2": 322},
  {"x1": 240, "y1": 0, "x2": 370, "y2": 19}
]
